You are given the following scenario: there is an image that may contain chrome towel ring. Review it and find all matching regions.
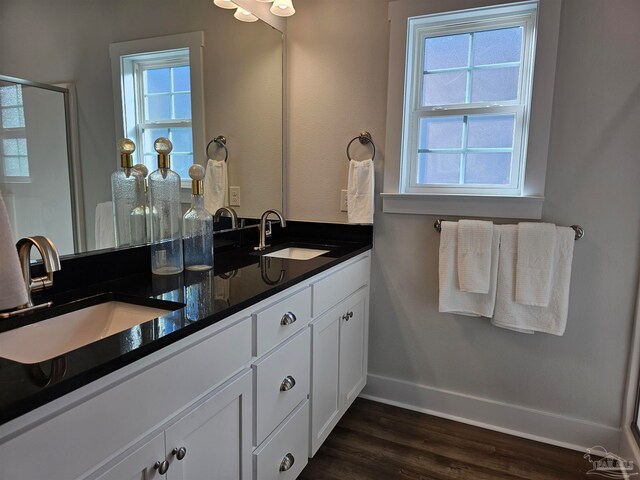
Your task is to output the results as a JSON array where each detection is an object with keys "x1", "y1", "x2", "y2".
[
  {"x1": 346, "y1": 131, "x2": 376, "y2": 161},
  {"x1": 206, "y1": 135, "x2": 228, "y2": 162}
]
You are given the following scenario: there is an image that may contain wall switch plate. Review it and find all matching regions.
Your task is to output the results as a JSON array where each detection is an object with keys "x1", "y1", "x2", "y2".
[
  {"x1": 340, "y1": 189, "x2": 348, "y2": 212},
  {"x1": 230, "y1": 186, "x2": 241, "y2": 206}
]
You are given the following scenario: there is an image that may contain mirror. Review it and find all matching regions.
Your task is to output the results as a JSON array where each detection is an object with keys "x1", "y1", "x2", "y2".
[{"x1": 0, "y1": 0, "x2": 284, "y2": 255}]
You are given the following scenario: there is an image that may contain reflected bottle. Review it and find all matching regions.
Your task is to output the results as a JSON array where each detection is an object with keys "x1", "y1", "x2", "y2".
[
  {"x1": 133, "y1": 163, "x2": 154, "y2": 243},
  {"x1": 148, "y1": 137, "x2": 183, "y2": 275},
  {"x1": 111, "y1": 139, "x2": 147, "y2": 247},
  {"x1": 183, "y1": 164, "x2": 213, "y2": 271}
]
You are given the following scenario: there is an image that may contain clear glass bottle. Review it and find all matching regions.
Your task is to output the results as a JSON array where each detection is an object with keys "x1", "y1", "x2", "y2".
[
  {"x1": 133, "y1": 163, "x2": 153, "y2": 244},
  {"x1": 148, "y1": 137, "x2": 183, "y2": 275},
  {"x1": 111, "y1": 139, "x2": 147, "y2": 248},
  {"x1": 183, "y1": 164, "x2": 213, "y2": 271}
]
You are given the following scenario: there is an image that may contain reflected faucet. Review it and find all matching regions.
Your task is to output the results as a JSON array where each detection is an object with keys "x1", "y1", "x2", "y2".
[
  {"x1": 16, "y1": 236, "x2": 61, "y2": 308},
  {"x1": 255, "y1": 209, "x2": 286, "y2": 251},
  {"x1": 213, "y1": 206, "x2": 239, "y2": 230}
]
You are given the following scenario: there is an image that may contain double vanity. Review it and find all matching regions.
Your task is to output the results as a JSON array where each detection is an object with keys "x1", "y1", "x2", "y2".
[{"x1": 0, "y1": 224, "x2": 372, "y2": 480}]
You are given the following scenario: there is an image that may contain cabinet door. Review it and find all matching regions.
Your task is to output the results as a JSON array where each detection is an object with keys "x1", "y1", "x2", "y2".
[
  {"x1": 92, "y1": 433, "x2": 166, "y2": 480},
  {"x1": 339, "y1": 286, "x2": 368, "y2": 411},
  {"x1": 309, "y1": 303, "x2": 342, "y2": 457},
  {"x1": 165, "y1": 369, "x2": 252, "y2": 480}
]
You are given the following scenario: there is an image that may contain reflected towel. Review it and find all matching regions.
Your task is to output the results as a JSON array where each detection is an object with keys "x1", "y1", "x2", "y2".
[
  {"x1": 0, "y1": 191, "x2": 28, "y2": 311},
  {"x1": 347, "y1": 159, "x2": 374, "y2": 224},
  {"x1": 516, "y1": 222, "x2": 556, "y2": 306},
  {"x1": 95, "y1": 201, "x2": 115, "y2": 250},
  {"x1": 204, "y1": 159, "x2": 228, "y2": 214},
  {"x1": 457, "y1": 220, "x2": 494, "y2": 294}
]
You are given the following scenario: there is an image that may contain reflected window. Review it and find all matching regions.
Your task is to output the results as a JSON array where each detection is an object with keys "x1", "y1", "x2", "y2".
[{"x1": 0, "y1": 85, "x2": 29, "y2": 181}]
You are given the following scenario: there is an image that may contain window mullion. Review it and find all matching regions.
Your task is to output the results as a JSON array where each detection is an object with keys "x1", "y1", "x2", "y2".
[{"x1": 460, "y1": 115, "x2": 469, "y2": 184}]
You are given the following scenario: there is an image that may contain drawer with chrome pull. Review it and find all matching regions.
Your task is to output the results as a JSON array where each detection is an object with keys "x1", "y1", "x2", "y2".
[
  {"x1": 253, "y1": 286, "x2": 311, "y2": 357},
  {"x1": 252, "y1": 328, "x2": 310, "y2": 446}
]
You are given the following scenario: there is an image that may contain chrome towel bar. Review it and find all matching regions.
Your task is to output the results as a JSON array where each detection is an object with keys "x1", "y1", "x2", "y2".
[{"x1": 433, "y1": 219, "x2": 584, "y2": 240}]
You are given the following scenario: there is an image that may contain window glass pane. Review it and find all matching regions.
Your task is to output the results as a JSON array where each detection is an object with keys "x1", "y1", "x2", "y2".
[
  {"x1": 417, "y1": 153, "x2": 461, "y2": 184},
  {"x1": 17, "y1": 138, "x2": 27, "y2": 155},
  {"x1": 173, "y1": 93, "x2": 192, "y2": 119},
  {"x1": 146, "y1": 95, "x2": 172, "y2": 121},
  {"x1": 2, "y1": 138, "x2": 18, "y2": 155},
  {"x1": 171, "y1": 154, "x2": 193, "y2": 179},
  {"x1": 424, "y1": 34, "x2": 470, "y2": 71},
  {"x1": 2, "y1": 107, "x2": 25, "y2": 128},
  {"x1": 465, "y1": 152, "x2": 511, "y2": 184},
  {"x1": 470, "y1": 67, "x2": 519, "y2": 102},
  {"x1": 467, "y1": 115, "x2": 515, "y2": 148},
  {"x1": 423, "y1": 71, "x2": 466, "y2": 106},
  {"x1": 170, "y1": 128, "x2": 193, "y2": 153},
  {"x1": 419, "y1": 117, "x2": 464, "y2": 150},
  {"x1": 4, "y1": 157, "x2": 20, "y2": 176},
  {"x1": 473, "y1": 27, "x2": 522, "y2": 66},
  {"x1": 173, "y1": 66, "x2": 191, "y2": 92},
  {"x1": 0, "y1": 85, "x2": 22, "y2": 106},
  {"x1": 18, "y1": 156, "x2": 29, "y2": 176},
  {"x1": 145, "y1": 68, "x2": 171, "y2": 94}
]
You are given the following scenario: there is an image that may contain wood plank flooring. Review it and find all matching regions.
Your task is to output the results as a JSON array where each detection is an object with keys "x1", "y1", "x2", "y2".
[{"x1": 300, "y1": 398, "x2": 592, "y2": 479}]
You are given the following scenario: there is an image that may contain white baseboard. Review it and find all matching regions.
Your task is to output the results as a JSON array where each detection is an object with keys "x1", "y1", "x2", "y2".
[
  {"x1": 361, "y1": 373, "x2": 620, "y2": 453},
  {"x1": 619, "y1": 426, "x2": 640, "y2": 479}
]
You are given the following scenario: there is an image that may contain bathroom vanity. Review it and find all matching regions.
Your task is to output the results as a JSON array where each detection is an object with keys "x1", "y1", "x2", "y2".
[{"x1": 0, "y1": 227, "x2": 371, "y2": 480}]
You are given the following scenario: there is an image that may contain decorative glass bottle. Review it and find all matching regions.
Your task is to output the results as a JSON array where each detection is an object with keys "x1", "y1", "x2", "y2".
[
  {"x1": 183, "y1": 164, "x2": 214, "y2": 271},
  {"x1": 111, "y1": 139, "x2": 147, "y2": 248},
  {"x1": 133, "y1": 163, "x2": 153, "y2": 243},
  {"x1": 148, "y1": 137, "x2": 183, "y2": 275}
]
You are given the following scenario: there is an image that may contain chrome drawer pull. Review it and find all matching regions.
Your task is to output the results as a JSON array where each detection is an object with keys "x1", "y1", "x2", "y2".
[
  {"x1": 280, "y1": 375, "x2": 296, "y2": 391},
  {"x1": 342, "y1": 311, "x2": 354, "y2": 321},
  {"x1": 153, "y1": 460, "x2": 169, "y2": 474},
  {"x1": 279, "y1": 453, "x2": 295, "y2": 472},
  {"x1": 172, "y1": 446, "x2": 187, "y2": 460},
  {"x1": 280, "y1": 312, "x2": 297, "y2": 326}
]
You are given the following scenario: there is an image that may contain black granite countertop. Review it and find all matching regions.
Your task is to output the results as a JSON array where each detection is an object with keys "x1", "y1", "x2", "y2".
[{"x1": 0, "y1": 225, "x2": 371, "y2": 426}]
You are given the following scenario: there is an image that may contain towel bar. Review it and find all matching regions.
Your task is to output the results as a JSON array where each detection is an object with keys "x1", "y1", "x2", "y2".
[
  {"x1": 206, "y1": 135, "x2": 228, "y2": 162},
  {"x1": 433, "y1": 219, "x2": 584, "y2": 240},
  {"x1": 346, "y1": 131, "x2": 376, "y2": 161}
]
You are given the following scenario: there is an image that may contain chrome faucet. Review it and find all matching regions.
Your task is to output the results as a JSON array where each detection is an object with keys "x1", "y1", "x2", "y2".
[
  {"x1": 16, "y1": 236, "x2": 61, "y2": 308},
  {"x1": 213, "y1": 206, "x2": 239, "y2": 230},
  {"x1": 255, "y1": 209, "x2": 286, "y2": 251}
]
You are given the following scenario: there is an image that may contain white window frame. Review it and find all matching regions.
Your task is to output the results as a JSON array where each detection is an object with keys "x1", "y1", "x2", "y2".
[{"x1": 382, "y1": 0, "x2": 562, "y2": 219}]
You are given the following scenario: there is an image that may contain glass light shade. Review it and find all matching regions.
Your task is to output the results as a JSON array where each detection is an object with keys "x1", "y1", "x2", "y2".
[
  {"x1": 270, "y1": 0, "x2": 295, "y2": 17},
  {"x1": 213, "y1": 0, "x2": 237, "y2": 9},
  {"x1": 234, "y1": 7, "x2": 259, "y2": 22}
]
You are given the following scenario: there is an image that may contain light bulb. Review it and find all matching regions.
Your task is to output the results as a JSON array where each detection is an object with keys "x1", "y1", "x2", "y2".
[
  {"x1": 154, "y1": 137, "x2": 173, "y2": 155},
  {"x1": 189, "y1": 164, "x2": 205, "y2": 181},
  {"x1": 213, "y1": 0, "x2": 236, "y2": 9},
  {"x1": 117, "y1": 138, "x2": 135, "y2": 154},
  {"x1": 234, "y1": 7, "x2": 259, "y2": 22},
  {"x1": 270, "y1": 0, "x2": 295, "y2": 17}
]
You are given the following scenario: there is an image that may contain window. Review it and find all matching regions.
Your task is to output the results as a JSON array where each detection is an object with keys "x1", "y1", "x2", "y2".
[{"x1": 0, "y1": 84, "x2": 30, "y2": 180}]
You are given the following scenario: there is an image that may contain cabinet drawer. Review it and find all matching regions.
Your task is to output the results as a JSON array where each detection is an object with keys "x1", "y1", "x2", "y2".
[
  {"x1": 253, "y1": 328, "x2": 310, "y2": 446},
  {"x1": 312, "y1": 255, "x2": 370, "y2": 316},
  {"x1": 253, "y1": 286, "x2": 311, "y2": 357},
  {"x1": 253, "y1": 400, "x2": 309, "y2": 480}
]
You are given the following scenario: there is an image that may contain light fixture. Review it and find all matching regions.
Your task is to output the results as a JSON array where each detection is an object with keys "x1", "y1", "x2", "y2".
[
  {"x1": 213, "y1": 0, "x2": 236, "y2": 9},
  {"x1": 234, "y1": 7, "x2": 259, "y2": 22},
  {"x1": 255, "y1": 0, "x2": 274, "y2": 2},
  {"x1": 270, "y1": 0, "x2": 295, "y2": 17}
]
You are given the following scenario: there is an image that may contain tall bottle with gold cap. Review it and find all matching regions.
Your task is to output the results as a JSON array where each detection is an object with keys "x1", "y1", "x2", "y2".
[
  {"x1": 111, "y1": 138, "x2": 147, "y2": 247},
  {"x1": 148, "y1": 137, "x2": 183, "y2": 275},
  {"x1": 183, "y1": 164, "x2": 213, "y2": 271}
]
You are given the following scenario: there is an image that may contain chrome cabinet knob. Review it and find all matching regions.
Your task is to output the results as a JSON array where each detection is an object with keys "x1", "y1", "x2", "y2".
[
  {"x1": 279, "y1": 453, "x2": 295, "y2": 472},
  {"x1": 343, "y1": 311, "x2": 353, "y2": 321},
  {"x1": 280, "y1": 375, "x2": 296, "y2": 391},
  {"x1": 280, "y1": 311, "x2": 297, "y2": 326},
  {"x1": 172, "y1": 446, "x2": 187, "y2": 460},
  {"x1": 153, "y1": 460, "x2": 169, "y2": 475}
]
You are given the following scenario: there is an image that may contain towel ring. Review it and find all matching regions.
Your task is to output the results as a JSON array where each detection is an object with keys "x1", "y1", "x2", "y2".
[
  {"x1": 346, "y1": 131, "x2": 376, "y2": 162},
  {"x1": 206, "y1": 135, "x2": 228, "y2": 162}
]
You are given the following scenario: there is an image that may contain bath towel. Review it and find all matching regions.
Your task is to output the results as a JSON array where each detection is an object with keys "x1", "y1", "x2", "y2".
[
  {"x1": 515, "y1": 222, "x2": 556, "y2": 306},
  {"x1": 457, "y1": 220, "x2": 494, "y2": 294},
  {"x1": 0, "y1": 191, "x2": 28, "y2": 311},
  {"x1": 347, "y1": 159, "x2": 374, "y2": 224},
  {"x1": 204, "y1": 159, "x2": 228, "y2": 214},
  {"x1": 95, "y1": 201, "x2": 115, "y2": 250}
]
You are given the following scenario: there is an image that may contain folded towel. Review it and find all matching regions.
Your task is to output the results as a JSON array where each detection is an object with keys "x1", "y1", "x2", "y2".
[
  {"x1": 516, "y1": 222, "x2": 557, "y2": 306},
  {"x1": 457, "y1": 220, "x2": 494, "y2": 294},
  {"x1": 492, "y1": 225, "x2": 575, "y2": 335},
  {"x1": 95, "y1": 201, "x2": 115, "y2": 250},
  {"x1": 439, "y1": 221, "x2": 501, "y2": 317},
  {"x1": 204, "y1": 159, "x2": 228, "y2": 214},
  {"x1": 0, "y1": 191, "x2": 28, "y2": 311},
  {"x1": 347, "y1": 159, "x2": 374, "y2": 224}
]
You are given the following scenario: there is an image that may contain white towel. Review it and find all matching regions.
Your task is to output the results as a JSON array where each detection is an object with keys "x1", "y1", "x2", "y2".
[
  {"x1": 457, "y1": 220, "x2": 494, "y2": 294},
  {"x1": 0, "y1": 192, "x2": 28, "y2": 311},
  {"x1": 347, "y1": 159, "x2": 374, "y2": 224},
  {"x1": 204, "y1": 159, "x2": 228, "y2": 214},
  {"x1": 439, "y1": 221, "x2": 501, "y2": 317},
  {"x1": 492, "y1": 225, "x2": 575, "y2": 336},
  {"x1": 516, "y1": 222, "x2": 556, "y2": 306},
  {"x1": 95, "y1": 201, "x2": 115, "y2": 250}
]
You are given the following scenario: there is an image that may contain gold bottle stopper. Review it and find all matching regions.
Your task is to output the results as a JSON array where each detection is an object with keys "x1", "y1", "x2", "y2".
[
  {"x1": 117, "y1": 138, "x2": 136, "y2": 168},
  {"x1": 189, "y1": 164, "x2": 205, "y2": 195},
  {"x1": 154, "y1": 137, "x2": 173, "y2": 169},
  {"x1": 133, "y1": 163, "x2": 149, "y2": 192}
]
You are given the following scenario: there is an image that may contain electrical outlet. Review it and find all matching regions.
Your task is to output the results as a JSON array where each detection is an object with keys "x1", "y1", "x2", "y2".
[
  {"x1": 229, "y1": 186, "x2": 241, "y2": 206},
  {"x1": 340, "y1": 189, "x2": 348, "y2": 212}
]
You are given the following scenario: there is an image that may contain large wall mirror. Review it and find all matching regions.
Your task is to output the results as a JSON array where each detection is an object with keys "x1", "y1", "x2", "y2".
[{"x1": 0, "y1": 0, "x2": 284, "y2": 256}]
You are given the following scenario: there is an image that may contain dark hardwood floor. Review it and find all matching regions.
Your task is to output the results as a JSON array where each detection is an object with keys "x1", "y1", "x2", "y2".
[{"x1": 300, "y1": 398, "x2": 592, "y2": 479}]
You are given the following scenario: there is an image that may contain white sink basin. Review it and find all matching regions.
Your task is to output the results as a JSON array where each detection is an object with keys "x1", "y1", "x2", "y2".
[
  {"x1": 263, "y1": 247, "x2": 330, "y2": 261},
  {"x1": 0, "y1": 301, "x2": 172, "y2": 364}
]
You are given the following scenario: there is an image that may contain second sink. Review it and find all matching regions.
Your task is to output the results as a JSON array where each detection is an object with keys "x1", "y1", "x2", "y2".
[{"x1": 263, "y1": 247, "x2": 330, "y2": 261}]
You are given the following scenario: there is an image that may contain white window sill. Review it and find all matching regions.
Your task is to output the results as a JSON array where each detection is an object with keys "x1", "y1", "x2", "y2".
[{"x1": 381, "y1": 192, "x2": 544, "y2": 219}]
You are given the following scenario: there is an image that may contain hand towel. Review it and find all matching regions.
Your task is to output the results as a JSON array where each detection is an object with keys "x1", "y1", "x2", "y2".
[
  {"x1": 492, "y1": 225, "x2": 575, "y2": 336},
  {"x1": 0, "y1": 192, "x2": 28, "y2": 311},
  {"x1": 95, "y1": 201, "x2": 115, "y2": 250},
  {"x1": 457, "y1": 220, "x2": 494, "y2": 294},
  {"x1": 204, "y1": 159, "x2": 228, "y2": 214},
  {"x1": 347, "y1": 159, "x2": 374, "y2": 224},
  {"x1": 515, "y1": 222, "x2": 557, "y2": 306},
  {"x1": 439, "y1": 221, "x2": 501, "y2": 317}
]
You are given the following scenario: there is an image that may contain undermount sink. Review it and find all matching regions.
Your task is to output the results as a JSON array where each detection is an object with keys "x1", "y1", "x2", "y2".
[
  {"x1": 263, "y1": 247, "x2": 330, "y2": 261},
  {"x1": 0, "y1": 301, "x2": 174, "y2": 364}
]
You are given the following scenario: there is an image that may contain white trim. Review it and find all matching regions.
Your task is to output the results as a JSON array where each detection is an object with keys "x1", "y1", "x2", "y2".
[{"x1": 361, "y1": 373, "x2": 621, "y2": 452}]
